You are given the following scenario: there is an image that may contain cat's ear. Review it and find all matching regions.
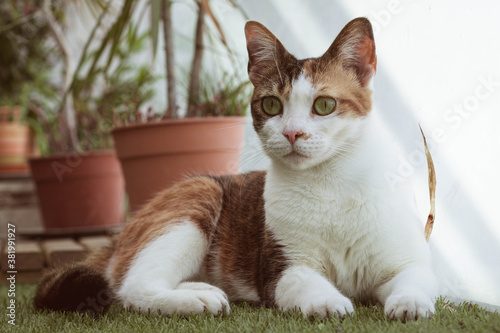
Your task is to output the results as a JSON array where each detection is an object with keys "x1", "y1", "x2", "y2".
[
  {"x1": 245, "y1": 21, "x2": 289, "y2": 85},
  {"x1": 323, "y1": 17, "x2": 377, "y2": 87}
]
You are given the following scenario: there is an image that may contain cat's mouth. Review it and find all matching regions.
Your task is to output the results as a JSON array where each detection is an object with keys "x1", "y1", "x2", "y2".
[{"x1": 284, "y1": 150, "x2": 310, "y2": 161}]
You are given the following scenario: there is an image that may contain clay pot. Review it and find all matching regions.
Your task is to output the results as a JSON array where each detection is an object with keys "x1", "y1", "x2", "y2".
[
  {"x1": 0, "y1": 106, "x2": 34, "y2": 174},
  {"x1": 29, "y1": 150, "x2": 125, "y2": 229},
  {"x1": 112, "y1": 117, "x2": 245, "y2": 212}
]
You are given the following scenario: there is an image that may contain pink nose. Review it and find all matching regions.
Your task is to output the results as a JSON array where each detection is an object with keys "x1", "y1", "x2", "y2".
[{"x1": 283, "y1": 130, "x2": 304, "y2": 145}]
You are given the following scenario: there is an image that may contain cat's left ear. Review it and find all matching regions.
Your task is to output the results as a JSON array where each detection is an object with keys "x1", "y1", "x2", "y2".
[
  {"x1": 323, "y1": 17, "x2": 377, "y2": 88},
  {"x1": 245, "y1": 21, "x2": 290, "y2": 85}
]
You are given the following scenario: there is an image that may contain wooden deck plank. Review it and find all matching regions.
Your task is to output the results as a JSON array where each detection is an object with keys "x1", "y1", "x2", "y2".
[
  {"x1": 41, "y1": 238, "x2": 87, "y2": 267},
  {"x1": 17, "y1": 240, "x2": 44, "y2": 271},
  {"x1": 79, "y1": 236, "x2": 111, "y2": 253},
  {"x1": 1, "y1": 240, "x2": 44, "y2": 271}
]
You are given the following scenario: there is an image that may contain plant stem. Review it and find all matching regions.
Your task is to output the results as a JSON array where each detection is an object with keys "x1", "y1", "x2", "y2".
[
  {"x1": 70, "y1": 1, "x2": 112, "y2": 92},
  {"x1": 162, "y1": 0, "x2": 177, "y2": 119},
  {"x1": 186, "y1": 0, "x2": 205, "y2": 117},
  {"x1": 0, "y1": 10, "x2": 39, "y2": 34},
  {"x1": 41, "y1": 0, "x2": 78, "y2": 152}
]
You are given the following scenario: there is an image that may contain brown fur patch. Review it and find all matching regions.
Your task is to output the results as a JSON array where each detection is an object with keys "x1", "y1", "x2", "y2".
[
  {"x1": 34, "y1": 241, "x2": 116, "y2": 313},
  {"x1": 249, "y1": 57, "x2": 303, "y2": 132},
  {"x1": 109, "y1": 176, "x2": 224, "y2": 285},
  {"x1": 302, "y1": 133, "x2": 312, "y2": 140},
  {"x1": 34, "y1": 250, "x2": 115, "y2": 313},
  {"x1": 245, "y1": 21, "x2": 304, "y2": 132},
  {"x1": 310, "y1": 18, "x2": 376, "y2": 115},
  {"x1": 321, "y1": 17, "x2": 376, "y2": 87},
  {"x1": 204, "y1": 172, "x2": 288, "y2": 305},
  {"x1": 304, "y1": 61, "x2": 373, "y2": 117}
]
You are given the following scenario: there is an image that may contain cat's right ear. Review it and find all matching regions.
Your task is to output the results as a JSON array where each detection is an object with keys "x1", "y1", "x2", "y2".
[
  {"x1": 245, "y1": 21, "x2": 288, "y2": 85},
  {"x1": 323, "y1": 17, "x2": 377, "y2": 88}
]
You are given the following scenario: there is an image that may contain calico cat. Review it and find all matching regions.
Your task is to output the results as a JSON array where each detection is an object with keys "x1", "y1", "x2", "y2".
[{"x1": 35, "y1": 17, "x2": 437, "y2": 320}]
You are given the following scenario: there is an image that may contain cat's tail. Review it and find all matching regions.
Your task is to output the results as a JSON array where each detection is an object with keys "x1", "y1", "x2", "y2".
[{"x1": 34, "y1": 240, "x2": 116, "y2": 314}]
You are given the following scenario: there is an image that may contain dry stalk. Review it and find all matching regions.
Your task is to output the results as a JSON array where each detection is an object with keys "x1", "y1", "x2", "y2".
[
  {"x1": 186, "y1": 0, "x2": 206, "y2": 117},
  {"x1": 162, "y1": 0, "x2": 177, "y2": 119},
  {"x1": 420, "y1": 125, "x2": 436, "y2": 242}
]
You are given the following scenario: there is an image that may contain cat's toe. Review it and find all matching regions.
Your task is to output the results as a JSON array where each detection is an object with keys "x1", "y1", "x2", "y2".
[
  {"x1": 167, "y1": 290, "x2": 230, "y2": 316},
  {"x1": 301, "y1": 294, "x2": 354, "y2": 319},
  {"x1": 176, "y1": 282, "x2": 230, "y2": 315},
  {"x1": 177, "y1": 282, "x2": 229, "y2": 302},
  {"x1": 385, "y1": 293, "x2": 434, "y2": 320},
  {"x1": 195, "y1": 290, "x2": 230, "y2": 316},
  {"x1": 124, "y1": 289, "x2": 230, "y2": 316}
]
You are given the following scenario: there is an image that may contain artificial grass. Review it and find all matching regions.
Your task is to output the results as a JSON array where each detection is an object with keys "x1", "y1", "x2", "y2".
[{"x1": 2, "y1": 283, "x2": 499, "y2": 333}]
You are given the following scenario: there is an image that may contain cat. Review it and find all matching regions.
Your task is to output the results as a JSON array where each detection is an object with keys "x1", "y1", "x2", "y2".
[{"x1": 34, "y1": 17, "x2": 437, "y2": 321}]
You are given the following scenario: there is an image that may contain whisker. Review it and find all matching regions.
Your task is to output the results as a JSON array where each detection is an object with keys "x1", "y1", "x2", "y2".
[
  {"x1": 273, "y1": 39, "x2": 284, "y2": 86},
  {"x1": 315, "y1": 57, "x2": 337, "y2": 83},
  {"x1": 251, "y1": 72, "x2": 275, "y2": 85}
]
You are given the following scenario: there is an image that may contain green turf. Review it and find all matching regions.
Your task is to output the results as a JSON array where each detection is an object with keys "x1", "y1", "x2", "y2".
[{"x1": 2, "y1": 284, "x2": 499, "y2": 333}]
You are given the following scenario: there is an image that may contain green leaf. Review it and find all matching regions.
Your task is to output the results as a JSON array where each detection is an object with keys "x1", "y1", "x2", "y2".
[
  {"x1": 150, "y1": 0, "x2": 162, "y2": 61},
  {"x1": 103, "y1": 0, "x2": 135, "y2": 73}
]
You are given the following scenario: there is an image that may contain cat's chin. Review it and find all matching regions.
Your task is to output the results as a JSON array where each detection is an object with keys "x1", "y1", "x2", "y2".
[{"x1": 280, "y1": 151, "x2": 315, "y2": 170}]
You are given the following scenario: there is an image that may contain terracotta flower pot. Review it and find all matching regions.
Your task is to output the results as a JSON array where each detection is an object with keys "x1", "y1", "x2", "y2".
[
  {"x1": 0, "y1": 106, "x2": 34, "y2": 174},
  {"x1": 29, "y1": 150, "x2": 125, "y2": 230},
  {"x1": 112, "y1": 117, "x2": 245, "y2": 212}
]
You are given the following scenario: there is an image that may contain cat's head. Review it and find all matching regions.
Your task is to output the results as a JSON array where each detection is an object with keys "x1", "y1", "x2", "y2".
[{"x1": 245, "y1": 18, "x2": 377, "y2": 170}]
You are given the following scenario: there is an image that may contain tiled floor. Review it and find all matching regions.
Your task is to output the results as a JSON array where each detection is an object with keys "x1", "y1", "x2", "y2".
[{"x1": 1, "y1": 235, "x2": 112, "y2": 284}]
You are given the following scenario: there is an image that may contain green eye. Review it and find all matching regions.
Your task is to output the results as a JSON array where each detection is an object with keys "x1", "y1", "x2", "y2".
[
  {"x1": 262, "y1": 96, "x2": 282, "y2": 116},
  {"x1": 313, "y1": 97, "x2": 336, "y2": 116}
]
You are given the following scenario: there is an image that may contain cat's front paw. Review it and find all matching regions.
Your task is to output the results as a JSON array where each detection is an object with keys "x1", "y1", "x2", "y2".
[
  {"x1": 176, "y1": 282, "x2": 230, "y2": 316},
  {"x1": 385, "y1": 293, "x2": 435, "y2": 320},
  {"x1": 122, "y1": 288, "x2": 230, "y2": 316},
  {"x1": 297, "y1": 293, "x2": 354, "y2": 319},
  {"x1": 275, "y1": 266, "x2": 355, "y2": 319}
]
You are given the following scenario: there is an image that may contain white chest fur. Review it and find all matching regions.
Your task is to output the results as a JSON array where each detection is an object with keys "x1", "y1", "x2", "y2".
[{"x1": 263, "y1": 118, "x2": 431, "y2": 299}]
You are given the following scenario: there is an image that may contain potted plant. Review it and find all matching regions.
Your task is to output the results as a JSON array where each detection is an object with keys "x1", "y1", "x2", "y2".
[
  {"x1": 32, "y1": 21, "x2": 157, "y2": 230},
  {"x1": 112, "y1": 71, "x2": 250, "y2": 212},
  {"x1": 110, "y1": 0, "x2": 250, "y2": 212},
  {"x1": 0, "y1": 1, "x2": 50, "y2": 174},
  {"x1": 0, "y1": 105, "x2": 36, "y2": 175},
  {"x1": 2, "y1": 0, "x2": 154, "y2": 230}
]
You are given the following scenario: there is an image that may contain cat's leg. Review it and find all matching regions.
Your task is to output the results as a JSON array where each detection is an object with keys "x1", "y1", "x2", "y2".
[
  {"x1": 376, "y1": 265, "x2": 437, "y2": 320},
  {"x1": 274, "y1": 265, "x2": 354, "y2": 319},
  {"x1": 116, "y1": 222, "x2": 230, "y2": 316}
]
